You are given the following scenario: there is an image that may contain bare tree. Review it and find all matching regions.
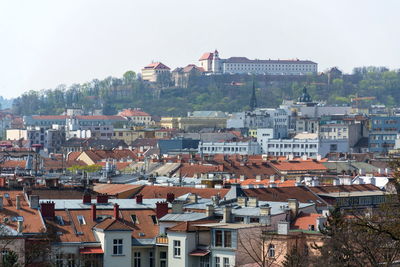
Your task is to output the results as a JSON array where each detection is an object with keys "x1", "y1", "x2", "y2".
[{"x1": 236, "y1": 226, "x2": 283, "y2": 267}]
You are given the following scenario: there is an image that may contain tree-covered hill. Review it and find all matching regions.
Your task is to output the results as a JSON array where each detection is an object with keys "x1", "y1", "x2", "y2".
[{"x1": 11, "y1": 66, "x2": 400, "y2": 116}]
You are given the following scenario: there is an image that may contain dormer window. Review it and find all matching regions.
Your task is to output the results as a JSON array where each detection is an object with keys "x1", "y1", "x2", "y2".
[
  {"x1": 77, "y1": 215, "x2": 86, "y2": 225},
  {"x1": 55, "y1": 216, "x2": 64, "y2": 225},
  {"x1": 131, "y1": 214, "x2": 139, "y2": 224}
]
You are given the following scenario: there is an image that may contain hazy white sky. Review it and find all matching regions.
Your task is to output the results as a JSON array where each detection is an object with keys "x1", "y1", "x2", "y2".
[{"x1": 0, "y1": 0, "x2": 399, "y2": 98}]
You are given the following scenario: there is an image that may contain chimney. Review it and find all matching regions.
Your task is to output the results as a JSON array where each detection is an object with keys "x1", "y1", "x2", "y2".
[
  {"x1": 333, "y1": 179, "x2": 340, "y2": 186},
  {"x1": 311, "y1": 179, "x2": 320, "y2": 187},
  {"x1": 260, "y1": 204, "x2": 271, "y2": 216},
  {"x1": 301, "y1": 154, "x2": 308, "y2": 160},
  {"x1": 240, "y1": 175, "x2": 245, "y2": 181},
  {"x1": 256, "y1": 175, "x2": 262, "y2": 182},
  {"x1": 280, "y1": 176, "x2": 286, "y2": 183},
  {"x1": 260, "y1": 204, "x2": 272, "y2": 226},
  {"x1": 277, "y1": 221, "x2": 289, "y2": 235},
  {"x1": 222, "y1": 205, "x2": 232, "y2": 223},
  {"x1": 29, "y1": 195, "x2": 39, "y2": 209},
  {"x1": 113, "y1": 203, "x2": 120, "y2": 220},
  {"x1": 269, "y1": 175, "x2": 275, "y2": 183},
  {"x1": 16, "y1": 195, "x2": 21, "y2": 210},
  {"x1": 288, "y1": 154, "x2": 294, "y2": 161},
  {"x1": 136, "y1": 194, "x2": 143, "y2": 205},
  {"x1": 40, "y1": 201, "x2": 55, "y2": 219},
  {"x1": 83, "y1": 192, "x2": 91, "y2": 204},
  {"x1": 237, "y1": 197, "x2": 248, "y2": 207},
  {"x1": 0, "y1": 195, "x2": 3, "y2": 210},
  {"x1": 206, "y1": 204, "x2": 214, "y2": 217},
  {"x1": 155, "y1": 201, "x2": 169, "y2": 219},
  {"x1": 96, "y1": 194, "x2": 108, "y2": 204},
  {"x1": 288, "y1": 199, "x2": 299, "y2": 219},
  {"x1": 17, "y1": 220, "x2": 23, "y2": 233},
  {"x1": 212, "y1": 195, "x2": 220, "y2": 206},
  {"x1": 295, "y1": 176, "x2": 301, "y2": 183},
  {"x1": 247, "y1": 197, "x2": 258, "y2": 207},
  {"x1": 188, "y1": 194, "x2": 198, "y2": 204},
  {"x1": 0, "y1": 177, "x2": 5, "y2": 188},
  {"x1": 172, "y1": 200, "x2": 184, "y2": 214},
  {"x1": 166, "y1": 192, "x2": 175, "y2": 203},
  {"x1": 91, "y1": 204, "x2": 97, "y2": 221}
]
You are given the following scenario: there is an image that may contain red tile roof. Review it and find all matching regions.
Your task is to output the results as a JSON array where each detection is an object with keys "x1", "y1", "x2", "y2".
[
  {"x1": 0, "y1": 160, "x2": 26, "y2": 169},
  {"x1": 93, "y1": 184, "x2": 142, "y2": 196},
  {"x1": 244, "y1": 186, "x2": 327, "y2": 206},
  {"x1": 94, "y1": 218, "x2": 133, "y2": 231},
  {"x1": 238, "y1": 178, "x2": 296, "y2": 187},
  {"x1": 179, "y1": 163, "x2": 222, "y2": 177}
]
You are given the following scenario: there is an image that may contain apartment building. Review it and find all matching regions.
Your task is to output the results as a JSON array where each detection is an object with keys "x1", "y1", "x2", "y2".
[{"x1": 141, "y1": 62, "x2": 170, "y2": 82}]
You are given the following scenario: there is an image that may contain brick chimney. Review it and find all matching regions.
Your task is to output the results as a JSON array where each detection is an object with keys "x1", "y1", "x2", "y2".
[
  {"x1": 113, "y1": 203, "x2": 120, "y2": 220},
  {"x1": 0, "y1": 177, "x2": 5, "y2": 188},
  {"x1": 40, "y1": 201, "x2": 55, "y2": 219},
  {"x1": 91, "y1": 204, "x2": 97, "y2": 221},
  {"x1": 96, "y1": 194, "x2": 108, "y2": 204},
  {"x1": 166, "y1": 193, "x2": 175, "y2": 203},
  {"x1": 136, "y1": 194, "x2": 143, "y2": 205},
  {"x1": 83, "y1": 192, "x2": 91, "y2": 204},
  {"x1": 155, "y1": 201, "x2": 168, "y2": 219}
]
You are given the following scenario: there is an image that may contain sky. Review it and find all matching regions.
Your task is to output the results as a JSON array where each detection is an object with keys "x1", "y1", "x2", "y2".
[{"x1": 0, "y1": 0, "x2": 399, "y2": 98}]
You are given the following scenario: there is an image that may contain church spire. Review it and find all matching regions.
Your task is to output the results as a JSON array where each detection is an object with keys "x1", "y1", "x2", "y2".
[{"x1": 250, "y1": 80, "x2": 257, "y2": 111}]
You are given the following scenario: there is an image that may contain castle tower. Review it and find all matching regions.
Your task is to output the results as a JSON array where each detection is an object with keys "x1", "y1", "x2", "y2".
[{"x1": 212, "y1": 49, "x2": 221, "y2": 73}]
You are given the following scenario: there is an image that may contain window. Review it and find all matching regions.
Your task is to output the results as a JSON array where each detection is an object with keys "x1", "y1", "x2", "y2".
[
  {"x1": 113, "y1": 239, "x2": 123, "y2": 255},
  {"x1": 77, "y1": 215, "x2": 86, "y2": 225},
  {"x1": 150, "y1": 215, "x2": 158, "y2": 224},
  {"x1": 55, "y1": 254, "x2": 63, "y2": 267},
  {"x1": 223, "y1": 257, "x2": 230, "y2": 267},
  {"x1": 134, "y1": 252, "x2": 141, "y2": 267},
  {"x1": 215, "y1": 257, "x2": 221, "y2": 267},
  {"x1": 160, "y1": 251, "x2": 167, "y2": 267},
  {"x1": 268, "y1": 244, "x2": 275, "y2": 258},
  {"x1": 224, "y1": 231, "x2": 232, "y2": 247},
  {"x1": 67, "y1": 254, "x2": 75, "y2": 267},
  {"x1": 149, "y1": 251, "x2": 154, "y2": 267},
  {"x1": 215, "y1": 230, "x2": 223, "y2": 246},
  {"x1": 200, "y1": 255, "x2": 210, "y2": 267},
  {"x1": 131, "y1": 214, "x2": 139, "y2": 224},
  {"x1": 173, "y1": 240, "x2": 181, "y2": 257}
]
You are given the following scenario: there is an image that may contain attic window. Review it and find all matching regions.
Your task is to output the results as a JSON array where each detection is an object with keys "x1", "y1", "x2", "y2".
[
  {"x1": 308, "y1": 225, "x2": 315, "y2": 231},
  {"x1": 150, "y1": 215, "x2": 157, "y2": 224},
  {"x1": 131, "y1": 215, "x2": 139, "y2": 224},
  {"x1": 77, "y1": 215, "x2": 86, "y2": 225},
  {"x1": 55, "y1": 216, "x2": 64, "y2": 225}
]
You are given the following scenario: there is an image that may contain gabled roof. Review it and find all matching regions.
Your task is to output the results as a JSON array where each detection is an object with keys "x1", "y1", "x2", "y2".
[
  {"x1": 269, "y1": 160, "x2": 327, "y2": 172},
  {"x1": 199, "y1": 52, "x2": 214, "y2": 61},
  {"x1": 144, "y1": 62, "x2": 170, "y2": 70},
  {"x1": 94, "y1": 218, "x2": 133, "y2": 231},
  {"x1": 168, "y1": 220, "x2": 217, "y2": 232},
  {"x1": 292, "y1": 212, "x2": 321, "y2": 230}
]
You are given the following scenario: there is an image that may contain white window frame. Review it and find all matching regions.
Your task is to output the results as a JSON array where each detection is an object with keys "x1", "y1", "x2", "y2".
[
  {"x1": 173, "y1": 240, "x2": 181, "y2": 257},
  {"x1": 113, "y1": 239, "x2": 123, "y2": 255}
]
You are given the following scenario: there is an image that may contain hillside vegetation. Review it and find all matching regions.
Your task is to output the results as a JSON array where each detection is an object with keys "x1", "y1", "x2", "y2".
[{"x1": 11, "y1": 67, "x2": 400, "y2": 116}]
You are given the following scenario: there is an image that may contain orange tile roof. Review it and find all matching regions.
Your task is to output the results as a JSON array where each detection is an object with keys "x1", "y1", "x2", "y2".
[
  {"x1": 293, "y1": 212, "x2": 321, "y2": 230},
  {"x1": 137, "y1": 185, "x2": 229, "y2": 199},
  {"x1": 93, "y1": 184, "x2": 142, "y2": 196},
  {"x1": 168, "y1": 219, "x2": 218, "y2": 232},
  {"x1": 118, "y1": 109, "x2": 151, "y2": 117},
  {"x1": 0, "y1": 190, "x2": 45, "y2": 233},
  {"x1": 0, "y1": 160, "x2": 26, "y2": 169},
  {"x1": 269, "y1": 160, "x2": 327, "y2": 172},
  {"x1": 199, "y1": 52, "x2": 213, "y2": 61},
  {"x1": 179, "y1": 163, "x2": 221, "y2": 177}
]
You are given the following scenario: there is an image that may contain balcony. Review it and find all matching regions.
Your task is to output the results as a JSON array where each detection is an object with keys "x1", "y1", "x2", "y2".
[{"x1": 156, "y1": 236, "x2": 168, "y2": 245}]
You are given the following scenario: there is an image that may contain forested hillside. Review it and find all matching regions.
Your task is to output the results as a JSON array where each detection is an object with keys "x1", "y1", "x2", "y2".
[{"x1": 11, "y1": 67, "x2": 400, "y2": 116}]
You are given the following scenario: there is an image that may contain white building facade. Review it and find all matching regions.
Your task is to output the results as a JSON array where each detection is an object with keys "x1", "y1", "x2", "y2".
[{"x1": 198, "y1": 141, "x2": 261, "y2": 155}]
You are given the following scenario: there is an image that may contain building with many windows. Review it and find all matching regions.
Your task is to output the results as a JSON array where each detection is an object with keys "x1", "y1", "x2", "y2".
[
  {"x1": 199, "y1": 50, "x2": 317, "y2": 75},
  {"x1": 369, "y1": 115, "x2": 400, "y2": 153}
]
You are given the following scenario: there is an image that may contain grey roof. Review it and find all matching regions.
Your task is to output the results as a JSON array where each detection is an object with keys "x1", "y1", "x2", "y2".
[
  {"x1": 159, "y1": 212, "x2": 209, "y2": 222},
  {"x1": 40, "y1": 198, "x2": 168, "y2": 210},
  {"x1": 132, "y1": 238, "x2": 155, "y2": 246},
  {"x1": 0, "y1": 224, "x2": 20, "y2": 236},
  {"x1": 188, "y1": 111, "x2": 228, "y2": 118},
  {"x1": 176, "y1": 132, "x2": 237, "y2": 142}
]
